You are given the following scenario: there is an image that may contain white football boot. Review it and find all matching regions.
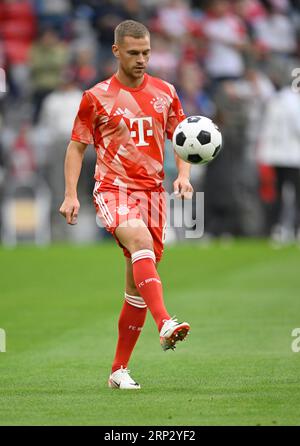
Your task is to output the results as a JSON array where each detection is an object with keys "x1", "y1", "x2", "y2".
[
  {"x1": 108, "y1": 367, "x2": 141, "y2": 390},
  {"x1": 160, "y1": 317, "x2": 190, "y2": 351}
]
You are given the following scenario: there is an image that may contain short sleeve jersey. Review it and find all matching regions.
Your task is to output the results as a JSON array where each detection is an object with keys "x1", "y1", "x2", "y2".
[{"x1": 71, "y1": 73, "x2": 185, "y2": 190}]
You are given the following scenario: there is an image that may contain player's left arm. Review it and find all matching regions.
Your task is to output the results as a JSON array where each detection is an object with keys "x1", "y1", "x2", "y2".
[
  {"x1": 173, "y1": 153, "x2": 193, "y2": 200},
  {"x1": 166, "y1": 86, "x2": 193, "y2": 199}
]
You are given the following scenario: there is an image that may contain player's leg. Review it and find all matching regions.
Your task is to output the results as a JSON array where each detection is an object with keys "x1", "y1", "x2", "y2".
[
  {"x1": 149, "y1": 195, "x2": 191, "y2": 351},
  {"x1": 94, "y1": 188, "x2": 189, "y2": 353},
  {"x1": 111, "y1": 258, "x2": 147, "y2": 374},
  {"x1": 115, "y1": 219, "x2": 190, "y2": 350},
  {"x1": 115, "y1": 219, "x2": 171, "y2": 331}
]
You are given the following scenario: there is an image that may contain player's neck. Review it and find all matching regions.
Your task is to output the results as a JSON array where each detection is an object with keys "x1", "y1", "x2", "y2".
[{"x1": 115, "y1": 70, "x2": 145, "y2": 89}]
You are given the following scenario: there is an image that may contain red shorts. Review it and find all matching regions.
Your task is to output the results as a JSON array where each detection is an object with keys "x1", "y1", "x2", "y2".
[{"x1": 93, "y1": 182, "x2": 167, "y2": 262}]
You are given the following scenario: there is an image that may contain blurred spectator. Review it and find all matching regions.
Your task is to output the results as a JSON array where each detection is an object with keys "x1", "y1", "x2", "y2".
[
  {"x1": 221, "y1": 62, "x2": 275, "y2": 158},
  {"x1": 231, "y1": 0, "x2": 266, "y2": 28},
  {"x1": 201, "y1": 0, "x2": 249, "y2": 81},
  {"x1": 92, "y1": 0, "x2": 138, "y2": 63},
  {"x1": 71, "y1": 48, "x2": 97, "y2": 90},
  {"x1": 152, "y1": 0, "x2": 193, "y2": 40},
  {"x1": 10, "y1": 124, "x2": 36, "y2": 182},
  {"x1": 213, "y1": 63, "x2": 275, "y2": 236},
  {"x1": 29, "y1": 28, "x2": 69, "y2": 123},
  {"x1": 0, "y1": 122, "x2": 37, "y2": 189},
  {"x1": 202, "y1": 79, "x2": 250, "y2": 237},
  {"x1": 39, "y1": 72, "x2": 82, "y2": 141},
  {"x1": 37, "y1": 72, "x2": 84, "y2": 239},
  {"x1": 253, "y1": 0, "x2": 297, "y2": 57},
  {"x1": 147, "y1": 34, "x2": 179, "y2": 83},
  {"x1": 231, "y1": 0, "x2": 266, "y2": 56},
  {"x1": 257, "y1": 66, "x2": 300, "y2": 241},
  {"x1": 122, "y1": 0, "x2": 147, "y2": 22},
  {"x1": 70, "y1": 8, "x2": 97, "y2": 55},
  {"x1": 0, "y1": 0, "x2": 36, "y2": 98},
  {"x1": 68, "y1": 8, "x2": 99, "y2": 87},
  {"x1": 177, "y1": 62, "x2": 215, "y2": 117},
  {"x1": 33, "y1": 0, "x2": 72, "y2": 36}
]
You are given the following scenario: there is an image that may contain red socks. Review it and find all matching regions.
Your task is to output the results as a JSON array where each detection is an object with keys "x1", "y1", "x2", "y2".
[
  {"x1": 131, "y1": 249, "x2": 170, "y2": 331},
  {"x1": 112, "y1": 297, "x2": 147, "y2": 373},
  {"x1": 111, "y1": 250, "x2": 170, "y2": 373}
]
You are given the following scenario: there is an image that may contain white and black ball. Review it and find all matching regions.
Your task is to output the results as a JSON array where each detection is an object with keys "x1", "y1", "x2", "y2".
[{"x1": 172, "y1": 116, "x2": 222, "y2": 165}]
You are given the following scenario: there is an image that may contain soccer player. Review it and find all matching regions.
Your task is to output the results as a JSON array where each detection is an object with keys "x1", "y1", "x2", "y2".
[{"x1": 59, "y1": 20, "x2": 193, "y2": 389}]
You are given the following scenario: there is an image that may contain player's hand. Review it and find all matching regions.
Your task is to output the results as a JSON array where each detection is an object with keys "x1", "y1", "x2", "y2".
[
  {"x1": 173, "y1": 176, "x2": 194, "y2": 199},
  {"x1": 59, "y1": 197, "x2": 80, "y2": 225}
]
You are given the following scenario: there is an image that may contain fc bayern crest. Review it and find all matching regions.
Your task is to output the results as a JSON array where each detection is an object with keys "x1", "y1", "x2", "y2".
[{"x1": 150, "y1": 97, "x2": 167, "y2": 113}]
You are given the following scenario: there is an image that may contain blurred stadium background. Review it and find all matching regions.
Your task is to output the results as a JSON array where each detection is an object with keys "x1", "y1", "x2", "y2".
[{"x1": 0, "y1": 0, "x2": 300, "y2": 245}]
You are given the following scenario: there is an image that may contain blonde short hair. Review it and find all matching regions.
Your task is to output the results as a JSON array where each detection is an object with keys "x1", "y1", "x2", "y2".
[{"x1": 114, "y1": 20, "x2": 150, "y2": 44}]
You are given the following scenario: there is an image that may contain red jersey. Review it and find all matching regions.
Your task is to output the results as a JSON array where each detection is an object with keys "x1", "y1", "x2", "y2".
[{"x1": 71, "y1": 73, "x2": 185, "y2": 190}]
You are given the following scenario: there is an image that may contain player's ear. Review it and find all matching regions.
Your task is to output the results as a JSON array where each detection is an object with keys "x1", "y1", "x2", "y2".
[{"x1": 112, "y1": 44, "x2": 119, "y2": 59}]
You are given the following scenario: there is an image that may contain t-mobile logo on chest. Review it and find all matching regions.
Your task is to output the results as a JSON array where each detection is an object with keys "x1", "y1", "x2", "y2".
[{"x1": 129, "y1": 117, "x2": 153, "y2": 147}]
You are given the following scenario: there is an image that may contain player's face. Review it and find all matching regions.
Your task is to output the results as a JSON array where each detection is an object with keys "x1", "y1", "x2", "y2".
[{"x1": 113, "y1": 36, "x2": 151, "y2": 80}]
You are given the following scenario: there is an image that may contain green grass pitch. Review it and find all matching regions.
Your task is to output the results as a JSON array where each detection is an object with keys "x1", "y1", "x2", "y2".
[{"x1": 0, "y1": 240, "x2": 300, "y2": 426}]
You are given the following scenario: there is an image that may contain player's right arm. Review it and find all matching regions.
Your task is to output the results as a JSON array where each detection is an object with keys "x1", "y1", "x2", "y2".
[
  {"x1": 60, "y1": 91, "x2": 96, "y2": 225},
  {"x1": 59, "y1": 140, "x2": 88, "y2": 225}
]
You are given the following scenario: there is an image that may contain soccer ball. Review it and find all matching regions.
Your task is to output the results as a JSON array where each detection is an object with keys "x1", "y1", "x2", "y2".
[{"x1": 172, "y1": 116, "x2": 222, "y2": 165}]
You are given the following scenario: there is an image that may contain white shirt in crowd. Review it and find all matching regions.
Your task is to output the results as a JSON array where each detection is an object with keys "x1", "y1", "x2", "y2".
[
  {"x1": 39, "y1": 87, "x2": 83, "y2": 140},
  {"x1": 203, "y1": 14, "x2": 247, "y2": 78},
  {"x1": 258, "y1": 86, "x2": 300, "y2": 167},
  {"x1": 253, "y1": 13, "x2": 297, "y2": 54}
]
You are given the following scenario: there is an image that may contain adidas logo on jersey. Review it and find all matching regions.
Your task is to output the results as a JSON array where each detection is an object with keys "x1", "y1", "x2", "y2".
[{"x1": 113, "y1": 107, "x2": 131, "y2": 117}]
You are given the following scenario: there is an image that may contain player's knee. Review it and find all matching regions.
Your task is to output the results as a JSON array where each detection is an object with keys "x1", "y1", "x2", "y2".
[{"x1": 129, "y1": 232, "x2": 153, "y2": 254}]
